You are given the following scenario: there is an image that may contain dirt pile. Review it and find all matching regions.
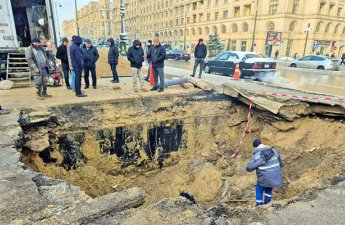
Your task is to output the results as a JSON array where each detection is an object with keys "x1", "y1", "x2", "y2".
[{"x1": 96, "y1": 49, "x2": 148, "y2": 78}]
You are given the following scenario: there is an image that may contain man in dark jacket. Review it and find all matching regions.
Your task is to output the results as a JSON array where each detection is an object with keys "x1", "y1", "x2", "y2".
[
  {"x1": 81, "y1": 39, "x2": 99, "y2": 89},
  {"x1": 56, "y1": 37, "x2": 71, "y2": 89},
  {"x1": 145, "y1": 39, "x2": 153, "y2": 81},
  {"x1": 147, "y1": 37, "x2": 166, "y2": 92},
  {"x1": 25, "y1": 38, "x2": 52, "y2": 100},
  {"x1": 192, "y1": 38, "x2": 207, "y2": 79},
  {"x1": 127, "y1": 40, "x2": 145, "y2": 92},
  {"x1": 246, "y1": 139, "x2": 283, "y2": 207},
  {"x1": 107, "y1": 38, "x2": 120, "y2": 83},
  {"x1": 70, "y1": 36, "x2": 87, "y2": 97},
  {"x1": 341, "y1": 53, "x2": 345, "y2": 65}
]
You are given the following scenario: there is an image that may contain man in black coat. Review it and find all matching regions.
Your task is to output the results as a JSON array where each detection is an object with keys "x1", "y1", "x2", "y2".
[
  {"x1": 192, "y1": 38, "x2": 207, "y2": 79},
  {"x1": 147, "y1": 37, "x2": 166, "y2": 92},
  {"x1": 56, "y1": 37, "x2": 71, "y2": 89},
  {"x1": 70, "y1": 36, "x2": 87, "y2": 97},
  {"x1": 127, "y1": 40, "x2": 145, "y2": 92},
  {"x1": 341, "y1": 53, "x2": 345, "y2": 65},
  {"x1": 81, "y1": 39, "x2": 99, "y2": 89},
  {"x1": 107, "y1": 38, "x2": 120, "y2": 83}
]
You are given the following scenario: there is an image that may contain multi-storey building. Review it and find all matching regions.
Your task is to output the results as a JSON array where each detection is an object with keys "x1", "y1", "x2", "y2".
[
  {"x1": 111, "y1": 0, "x2": 345, "y2": 57},
  {"x1": 62, "y1": 0, "x2": 112, "y2": 42}
]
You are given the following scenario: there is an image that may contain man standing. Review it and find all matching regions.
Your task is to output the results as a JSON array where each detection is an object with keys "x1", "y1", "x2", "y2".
[
  {"x1": 147, "y1": 37, "x2": 166, "y2": 92},
  {"x1": 192, "y1": 38, "x2": 207, "y2": 79},
  {"x1": 340, "y1": 53, "x2": 345, "y2": 65},
  {"x1": 274, "y1": 50, "x2": 279, "y2": 60},
  {"x1": 107, "y1": 38, "x2": 120, "y2": 83},
  {"x1": 25, "y1": 38, "x2": 52, "y2": 100},
  {"x1": 56, "y1": 37, "x2": 71, "y2": 89},
  {"x1": 246, "y1": 139, "x2": 283, "y2": 207},
  {"x1": 67, "y1": 35, "x2": 76, "y2": 90},
  {"x1": 127, "y1": 40, "x2": 145, "y2": 92},
  {"x1": 145, "y1": 40, "x2": 153, "y2": 81},
  {"x1": 70, "y1": 36, "x2": 87, "y2": 97},
  {"x1": 81, "y1": 39, "x2": 99, "y2": 89}
]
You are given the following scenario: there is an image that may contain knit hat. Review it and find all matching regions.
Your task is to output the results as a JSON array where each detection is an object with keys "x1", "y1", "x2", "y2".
[
  {"x1": 253, "y1": 139, "x2": 262, "y2": 148},
  {"x1": 62, "y1": 37, "x2": 69, "y2": 43},
  {"x1": 84, "y1": 38, "x2": 92, "y2": 44},
  {"x1": 198, "y1": 38, "x2": 203, "y2": 43},
  {"x1": 32, "y1": 37, "x2": 41, "y2": 43}
]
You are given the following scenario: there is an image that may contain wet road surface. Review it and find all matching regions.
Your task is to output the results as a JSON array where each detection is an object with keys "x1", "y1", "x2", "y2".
[{"x1": 165, "y1": 60, "x2": 345, "y2": 96}]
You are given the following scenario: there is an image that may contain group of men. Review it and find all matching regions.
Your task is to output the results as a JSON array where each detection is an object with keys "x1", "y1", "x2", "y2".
[{"x1": 25, "y1": 35, "x2": 171, "y2": 99}]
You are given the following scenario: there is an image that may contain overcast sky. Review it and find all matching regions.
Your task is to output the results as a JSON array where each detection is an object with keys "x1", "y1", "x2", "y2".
[{"x1": 56, "y1": 0, "x2": 93, "y2": 24}]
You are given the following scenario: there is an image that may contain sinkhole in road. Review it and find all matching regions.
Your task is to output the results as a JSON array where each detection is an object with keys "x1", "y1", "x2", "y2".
[{"x1": 18, "y1": 93, "x2": 345, "y2": 206}]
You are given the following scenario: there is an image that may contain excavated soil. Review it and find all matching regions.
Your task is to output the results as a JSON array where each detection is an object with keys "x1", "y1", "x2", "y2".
[{"x1": 18, "y1": 92, "x2": 345, "y2": 209}]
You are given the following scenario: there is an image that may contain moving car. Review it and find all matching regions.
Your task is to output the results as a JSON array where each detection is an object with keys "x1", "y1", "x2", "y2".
[
  {"x1": 163, "y1": 44, "x2": 172, "y2": 51},
  {"x1": 289, "y1": 55, "x2": 340, "y2": 71},
  {"x1": 166, "y1": 50, "x2": 191, "y2": 61},
  {"x1": 203, "y1": 51, "x2": 276, "y2": 77}
]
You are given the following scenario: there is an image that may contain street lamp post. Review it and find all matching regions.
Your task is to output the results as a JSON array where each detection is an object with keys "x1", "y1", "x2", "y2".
[
  {"x1": 250, "y1": 0, "x2": 259, "y2": 52},
  {"x1": 303, "y1": 23, "x2": 311, "y2": 57},
  {"x1": 55, "y1": 2, "x2": 62, "y2": 41},
  {"x1": 119, "y1": 0, "x2": 128, "y2": 55},
  {"x1": 74, "y1": 0, "x2": 80, "y2": 35},
  {"x1": 183, "y1": 10, "x2": 187, "y2": 51}
]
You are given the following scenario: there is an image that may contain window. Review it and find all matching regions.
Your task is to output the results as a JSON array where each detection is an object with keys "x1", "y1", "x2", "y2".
[
  {"x1": 230, "y1": 40, "x2": 236, "y2": 51},
  {"x1": 242, "y1": 23, "x2": 249, "y2": 32},
  {"x1": 187, "y1": 17, "x2": 190, "y2": 24},
  {"x1": 224, "y1": 0, "x2": 228, "y2": 3},
  {"x1": 234, "y1": 7, "x2": 240, "y2": 17},
  {"x1": 218, "y1": 53, "x2": 230, "y2": 60},
  {"x1": 325, "y1": 23, "x2": 331, "y2": 32},
  {"x1": 292, "y1": 0, "x2": 300, "y2": 14},
  {"x1": 223, "y1": 10, "x2": 228, "y2": 19},
  {"x1": 215, "y1": 0, "x2": 219, "y2": 6},
  {"x1": 193, "y1": 2, "x2": 197, "y2": 10},
  {"x1": 181, "y1": 18, "x2": 184, "y2": 25},
  {"x1": 208, "y1": 0, "x2": 212, "y2": 7},
  {"x1": 241, "y1": 40, "x2": 247, "y2": 51},
  {"x1": 221, "y1": 25, "x2": 226, "y2": 33},
  {"x1": 269, "y1": 0, "x2": 279, "y2": 15},
  {"x1": 289, "y1": 22, "x2": 296, "y2": 32},
  {"x1": 337, "y1": 7, "x2": 343, "y2": 16},
  {"x1": 199, "y1": 13, "x2": 203, "y2": 22},
  {"x1": 215, "y1": 12, "x2": 219, "y2": 20},
  {"x1": 231, "y1": 24, "x2": 238, "y2": 33},
  {"x1": 300, "y1": 56, "x2": 312, "y2": 61},
  {"x1": 319, "y1": 2, "x2": 326, "y2": 14},
  {"x1": 244, "y1": 5, "x2": 251, "y2": 16},
  {"x1": 207, "y1": 13, "x2": 211, "y2": 20},
  {"x1": 193, "y1": 15, "x2": 197, "y2": 23},
  {"x1": 311, "y1": 56, "x2": 325, "y2": 61}
]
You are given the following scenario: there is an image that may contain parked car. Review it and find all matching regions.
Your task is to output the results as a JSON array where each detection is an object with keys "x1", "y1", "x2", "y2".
[
  {"x1": 163, "y1": 44, "x2": 172, "y2": 51},
  {"x1": 203, "y1": 51, "x2": 276, "y2": 77},
  {"x1": 166, "y1": 50, "x2": 191, "y2": 61},
  {"x1": 289, "y1": 55, "x2": 340, "y2": 71}
]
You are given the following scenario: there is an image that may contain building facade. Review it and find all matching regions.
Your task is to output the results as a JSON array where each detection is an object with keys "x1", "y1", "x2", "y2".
[
  {"x1": 62, "y1": 0, "x2": 112, "y2": 43},
  {"x1": 111, "y1": 0, "x2": 345, "y2": 57},
  {"x1": 64, "y1": 0, "x2": 345, "y2": 57}
]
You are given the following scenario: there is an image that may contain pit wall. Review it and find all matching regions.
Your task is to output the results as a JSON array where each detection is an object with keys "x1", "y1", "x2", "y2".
[{"x1": 18, "y1": 93, "x2": 345, "y2": 206}]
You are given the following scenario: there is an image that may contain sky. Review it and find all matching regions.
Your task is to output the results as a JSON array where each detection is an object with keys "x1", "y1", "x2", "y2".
[{"x1": 56, "y1": 0, "x2": 93, "y2": 25}]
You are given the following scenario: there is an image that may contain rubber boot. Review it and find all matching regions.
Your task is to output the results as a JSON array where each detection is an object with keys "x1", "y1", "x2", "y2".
[
  {"x1": 37, "y1": 86, "x2": 44, "y2": 100},
  {"x1": 42, "y1": 86, "x2": 52, "y2": 98}
]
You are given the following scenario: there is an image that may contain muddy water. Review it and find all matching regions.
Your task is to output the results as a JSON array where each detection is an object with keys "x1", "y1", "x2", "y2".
[{"x1": 19, "y1": 93, "x2": 345, "y2": 206}]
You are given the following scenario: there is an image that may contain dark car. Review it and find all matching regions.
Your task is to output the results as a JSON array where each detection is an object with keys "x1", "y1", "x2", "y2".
[
  {"x1": 163, "y1": 44, "x2": 172, "y2": 51},
  {"x1": 166, "y1": 50, "x2": 191, "y2": 61},
  {"x1": 203, "y1": 51, "x2": 276, "y2": 77}
]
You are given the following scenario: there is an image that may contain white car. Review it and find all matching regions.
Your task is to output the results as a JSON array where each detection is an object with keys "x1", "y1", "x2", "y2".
[{"x1": 289, "y1": 55, "x2": 340, "y2": 71}]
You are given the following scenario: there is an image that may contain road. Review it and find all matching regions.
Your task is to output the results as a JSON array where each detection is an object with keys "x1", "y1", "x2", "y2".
[{"x1": 165, "y1": 60, "x2": 345, "y2": 96}]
